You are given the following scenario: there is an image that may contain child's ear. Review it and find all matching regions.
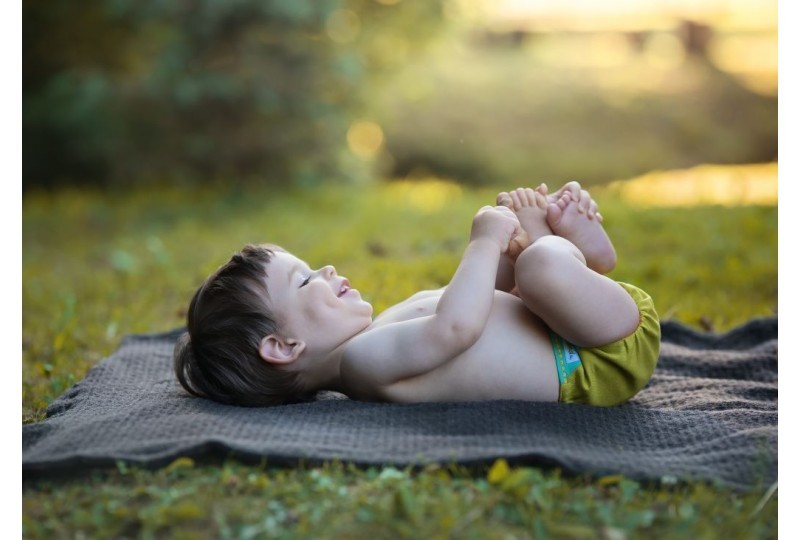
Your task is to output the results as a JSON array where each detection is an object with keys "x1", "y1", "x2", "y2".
[{"x1": 258, "y1": 335, "x2": 306, "y2": 365}]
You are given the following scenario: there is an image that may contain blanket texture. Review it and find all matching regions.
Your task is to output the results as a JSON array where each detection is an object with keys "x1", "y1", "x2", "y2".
[{"x1": 23, "y1": 319, "x2": 778, "y2": 489}]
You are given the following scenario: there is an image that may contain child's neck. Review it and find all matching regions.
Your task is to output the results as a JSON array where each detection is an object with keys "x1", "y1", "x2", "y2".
[{"x1": 300, "y1": 346, "x2": 347, "y2": 394}]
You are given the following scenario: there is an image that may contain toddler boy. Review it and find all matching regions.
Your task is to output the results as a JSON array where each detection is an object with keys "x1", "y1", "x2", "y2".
[{"x1": 174, "y1": 182, "x2": 660, "y2": 406}]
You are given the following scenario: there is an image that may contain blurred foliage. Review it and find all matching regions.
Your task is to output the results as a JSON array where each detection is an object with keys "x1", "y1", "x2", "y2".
[
  {"x1": 371, "y1": 38, "x2": 778, "y2": 186},
  {"x1": 23, "y1": 0, "x2": 444, "y2": 189},
  {"x1": 24, "y1": 1, "x2": 777, "y2": 192}
]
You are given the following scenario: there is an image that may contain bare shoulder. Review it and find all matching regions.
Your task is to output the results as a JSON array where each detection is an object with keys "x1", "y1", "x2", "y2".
[
  {"x1": 339, "y1": 310, "x2": 448, "y2": 399},
  {"x1": 339, "y1": 327, "x2": 402, "y2": 400}
]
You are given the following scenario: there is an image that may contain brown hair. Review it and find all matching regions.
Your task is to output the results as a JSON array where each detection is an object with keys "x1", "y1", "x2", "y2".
[{"x1": 173, "y1": 244, "x2": 306, "y2": 406}]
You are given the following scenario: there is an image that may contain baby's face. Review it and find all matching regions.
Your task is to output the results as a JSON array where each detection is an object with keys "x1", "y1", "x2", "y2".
[{"x1": 264, "y1": 251, "x2": 373, "y2": 353}]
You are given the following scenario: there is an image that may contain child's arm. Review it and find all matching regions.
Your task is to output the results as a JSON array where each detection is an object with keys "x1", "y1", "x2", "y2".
[{"x1": 342, "y1": 206, "x2": 521, "y2": 392}]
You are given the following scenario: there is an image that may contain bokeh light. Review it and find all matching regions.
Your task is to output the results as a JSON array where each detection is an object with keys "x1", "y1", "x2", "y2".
[{"x1": 347, "y1": 120, "x2": 385, "y2": 159}]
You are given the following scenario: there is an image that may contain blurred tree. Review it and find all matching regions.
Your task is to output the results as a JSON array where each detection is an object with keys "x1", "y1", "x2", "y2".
[{"x1": 23, "y1": 0, "x2": 444, "y2": 189}]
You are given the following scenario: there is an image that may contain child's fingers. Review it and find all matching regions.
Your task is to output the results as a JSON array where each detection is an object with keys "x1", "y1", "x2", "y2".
[
  {"x1": 496, "y1": 192, "x2": 512, "y2": 207},
  {"x1": 493, "y1": 205, "x2": 517, "y2": 218},
  {"x1": 493, "y1": 206, "x2": 522, "y2": 230},
  {"x1": 577, "y1": 189, "x2": 594, "y2": 214},
  {"x1": 547, "y1": 180, "x2": 579, "y2": 205},
  {"x1": 587, "y1": 199, "x2": 599, "y2": 220},
  {"x1": 562, "y1": 181, "x2": 582, "y2": 202}
]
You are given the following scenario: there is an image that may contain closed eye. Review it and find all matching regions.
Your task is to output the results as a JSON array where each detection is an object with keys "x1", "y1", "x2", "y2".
[{"x1": 300, "y1": 276, "x2": 311, "y2": 288}]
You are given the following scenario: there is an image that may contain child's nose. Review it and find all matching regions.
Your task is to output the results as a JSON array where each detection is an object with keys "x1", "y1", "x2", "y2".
[{"x1": 321, "y1": 265, "x2": 336, "y2": 278}]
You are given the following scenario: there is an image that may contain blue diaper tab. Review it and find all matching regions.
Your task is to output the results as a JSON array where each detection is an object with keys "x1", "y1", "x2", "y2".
[{"x1": 548, "y1": 329, "x2": 582, "y2": 384}]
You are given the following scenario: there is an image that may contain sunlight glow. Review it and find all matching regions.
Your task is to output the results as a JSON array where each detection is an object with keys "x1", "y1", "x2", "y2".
[
  {"x1": 466, "y1": 0, "x2": 776, "y2": 32},
  {"x1": 708, "y1": 34, "x2": 778, "y2": 96},
  {"x1": 452, "y1": 0, "x2": 777, "y2": 95},
  {"x1": 385, "y1": 179, "x2": 464, "y2": 213},
  {"x1": 643, "y1": 33, "x2": 686, "y2": 70},
  {"x1": 602, "y1": 163, "x2": 777, "y2": 207}
]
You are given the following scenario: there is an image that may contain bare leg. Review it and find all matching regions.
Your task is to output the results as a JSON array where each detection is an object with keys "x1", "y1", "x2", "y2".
[
  {"x1": 514, "y1": 205, "x2": 639, "y2": 347},
  {"x1": 495, "y1": 255, "x2": 516, "y2": 292}
]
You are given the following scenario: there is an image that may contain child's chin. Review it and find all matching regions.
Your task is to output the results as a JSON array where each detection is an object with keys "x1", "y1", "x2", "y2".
[{"x1": 360, "y1": 302, "x2": 374, "y2": 317}]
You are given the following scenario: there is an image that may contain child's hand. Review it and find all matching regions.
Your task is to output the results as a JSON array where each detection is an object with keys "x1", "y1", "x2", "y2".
[
  {"x1": 470, "y1": 205, "x2": 522, "y2": 253},
  {"x1": 535, "y1": 181, "x2": 603, "y2": 221}
]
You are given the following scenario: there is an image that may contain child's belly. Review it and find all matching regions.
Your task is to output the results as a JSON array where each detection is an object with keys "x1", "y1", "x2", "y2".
[{"x1": 381, "y1": 291, "x2": 560, "y2": 403}]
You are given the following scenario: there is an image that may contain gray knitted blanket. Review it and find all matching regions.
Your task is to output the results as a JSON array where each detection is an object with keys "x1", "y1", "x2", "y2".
[{"x1": 22, "y1": 319, "x2": 777, "y2": 489}]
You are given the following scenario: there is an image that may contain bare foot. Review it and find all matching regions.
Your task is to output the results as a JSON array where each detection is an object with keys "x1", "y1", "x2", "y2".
[
  {"x1": 536, "y1": 181, "x2": 604, "y2": 222},
  {"x1": 546, "y1": 192, "x2": 617, "y2": 274},
  {"x1": 497, "y1": 188, "x2": 553, "y2": 260}
]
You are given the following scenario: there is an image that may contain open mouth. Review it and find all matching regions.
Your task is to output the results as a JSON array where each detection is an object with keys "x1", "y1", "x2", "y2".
[{"x1": 337, "y1": 280, "x2": 351, "y2": 297}]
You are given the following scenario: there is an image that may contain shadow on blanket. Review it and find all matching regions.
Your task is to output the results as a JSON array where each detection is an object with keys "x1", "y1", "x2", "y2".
[{"x1": 23, "y1": 318, "x2": 777, "y2": 490}]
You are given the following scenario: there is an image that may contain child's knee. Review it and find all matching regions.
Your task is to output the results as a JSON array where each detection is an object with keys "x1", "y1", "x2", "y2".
[
  {"x1": 514, "y1": 237, "x2": 585, "y2": 300},
  {"x1": 515, "y1": 236, "x2": 582, "y2": 275}
]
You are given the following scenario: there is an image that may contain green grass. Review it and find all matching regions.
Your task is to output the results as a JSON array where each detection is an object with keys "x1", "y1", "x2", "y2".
[
  {"x1": 22, "y1": 175, "x2": 777, "y2": 538},
  {"x1": 23, "y1": 460, "x2": 777, "y2": 539}
]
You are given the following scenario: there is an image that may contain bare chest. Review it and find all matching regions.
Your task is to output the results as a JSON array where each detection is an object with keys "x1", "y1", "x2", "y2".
[
  {"x1": 371, "y1": 293, "x2": 439, "y2": 327},
  {"x1": 370, "y1": 291, "x2": 560, "y2": 402}
]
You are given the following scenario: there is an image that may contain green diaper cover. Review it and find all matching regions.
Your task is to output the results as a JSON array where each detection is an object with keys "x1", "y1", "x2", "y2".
[{"x1": 553, "y1": 282, "x2": 660, "y2": 406}]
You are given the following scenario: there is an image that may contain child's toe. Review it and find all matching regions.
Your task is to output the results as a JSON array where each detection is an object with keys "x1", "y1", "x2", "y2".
[
  {"x1": 509, "y1": 190, "x2": 523, "y2": 210},
  {"x1": 523, "y1": 188, "x2": 539, "y2": 207},
  {"x1": 496, "y1": 192, "x2": 513, "y2": 208},
  {"x1": 513, "y1": 188, "x2": 530, "y2": 208},
  {"x1": 546, "y1": 202, "x2": 563, "y2": 228}
]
